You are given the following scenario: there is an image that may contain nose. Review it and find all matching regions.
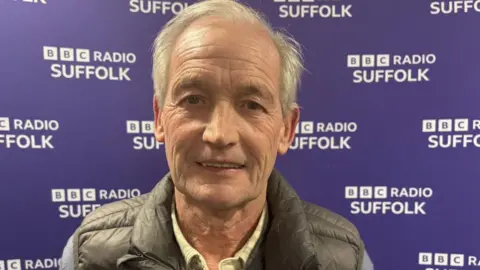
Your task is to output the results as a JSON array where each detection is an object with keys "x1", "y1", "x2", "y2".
[{"x1": 202, "y1": 103, "x2": 239, "y2": 148}]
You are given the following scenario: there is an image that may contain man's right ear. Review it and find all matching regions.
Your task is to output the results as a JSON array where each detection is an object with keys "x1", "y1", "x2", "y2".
[{"x1": 153, "y1": 96, "x2": 165, "y2": 143}]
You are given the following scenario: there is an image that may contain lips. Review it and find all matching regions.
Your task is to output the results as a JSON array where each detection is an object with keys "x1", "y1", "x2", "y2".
[{"x1": 196, "y1": 161, "x2": 245, "y2": 169}]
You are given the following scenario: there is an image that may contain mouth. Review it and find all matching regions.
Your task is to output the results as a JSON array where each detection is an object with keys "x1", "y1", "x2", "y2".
[{"x1": 195, "y1": 162, "x2": 246, "y2": 170}]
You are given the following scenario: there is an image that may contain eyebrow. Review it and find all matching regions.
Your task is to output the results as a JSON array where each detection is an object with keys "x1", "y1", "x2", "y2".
[
  {"x1": 174, "y1": 75, "x2": 209, "y2": 92},
  {"x1": 237, "y1": 83, "x2": 275, "y2": 104}
]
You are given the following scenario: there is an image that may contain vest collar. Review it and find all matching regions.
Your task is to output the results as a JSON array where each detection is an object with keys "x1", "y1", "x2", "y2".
[
  {"x1": 126, "y1": 168, "x2": 320, "y2": 270},
  {"x1": 263, "y1": 168, "x2": 321, "y2": 270}
]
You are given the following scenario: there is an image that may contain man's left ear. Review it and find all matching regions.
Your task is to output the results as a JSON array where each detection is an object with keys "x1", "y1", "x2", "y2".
[
  {"x1": 153, "y1": 95, "x2": 165, "y2": 143},
  {"x1": 278, "y1": 106, "x2": 300, "y2": 155}
]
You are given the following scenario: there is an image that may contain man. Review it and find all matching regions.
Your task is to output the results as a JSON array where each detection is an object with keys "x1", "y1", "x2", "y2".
[{"x1": 60, "y1": 0, "x2": 374, "y2": 269}]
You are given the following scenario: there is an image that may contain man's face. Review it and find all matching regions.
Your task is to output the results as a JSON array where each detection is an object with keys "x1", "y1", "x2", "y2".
[{"x1": 154, "y1": 17, "x2": 299, "y2": 209}]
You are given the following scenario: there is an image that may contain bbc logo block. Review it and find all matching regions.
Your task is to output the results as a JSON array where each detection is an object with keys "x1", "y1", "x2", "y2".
[
  {"x1": 126, "y1": 121, "x2": 154, "y2": 134},
  {"x1": 0, "y1": 117, "x2": 10, "y2": 132},
  {"x1": 51, "y1": 189, "x2": 96, "y2": 202},
  {"x1": 295, "y1": 121, "x2": 314, "y2": 135},
  {"x1": 22, "y1": 0, "x2": 47, "y2": 4},
  {"x1": 43, "y1": 46, "x2": 91, "y2": 63},
  {"x1": 418, "y1": 252, "x2": 464, "y2": 267},
  {"x1": 0, "y1": 259, "x2": 22, "y2": 270},
  {"x1": 422, "y1": 119, "x2": 469, "y2": 133},
  {"x1": 347, "y1": 54, "x2": 390, "y2": 68},
  {"x1": 345, "y1": 186, "x2": 388, "y2": 199}
]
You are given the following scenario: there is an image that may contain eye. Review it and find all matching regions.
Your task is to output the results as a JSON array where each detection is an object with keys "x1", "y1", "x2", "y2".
[
  {"x1": 244, "y1": 101, "x2": 264, "y2": 111},
  {"x1": 185, "y1": 95, "x2": 203, "y2": 105}
]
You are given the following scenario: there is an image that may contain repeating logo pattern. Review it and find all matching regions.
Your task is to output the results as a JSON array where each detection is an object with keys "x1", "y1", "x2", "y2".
[
  {"x1": 273, "y1": 0, "x2": 353, "y2": 19},
  {"x1": 126, "y1": 120, "x2": 163, "y2": 150},
  {"x1": 51, "y1": 188, "x2": 142, "y2": 219},
  {"x1": 129, "y1": 0, "x2": 189, "y2": 14},
  {"x1": 43, "y1": 46, "x2": 136, "y2": 81},
  {"x1": 347, "y1": 53, "x2": 436, "y2": 83},
  {"x1": 2, "y1": 1, "x2": 480, "y2": 270},
  {"x1": 418, "y1": 252, "x2": 480, "y2": 269},
  {"x1": 291, "y1": 121, "x2": 357, "y2": 151},
  {"x1": 345, "y1": 186, "x2": 433, "y2": 215},
  {"x1": 0, "y1": 117, "x2": 59, "y2": 150},
  {"x1": 0, "y1": 258, "x2": 60, "y2": 270},
  {"x1": 430, "y1": 0, "x2": 480, "y2": 15},
  {"x1": 422, "y1": 119, "x2": 480, "y2": 148}
]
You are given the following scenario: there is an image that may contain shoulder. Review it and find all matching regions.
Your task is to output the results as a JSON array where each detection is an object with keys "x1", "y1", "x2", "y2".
[
  {"x1": 70, "y1": 194, "x2": 150, "y2": 269},
  {"x1": 78, "y1": 193, "x2": 149, "y2": 231},
  {"x1": 301, "y1": 200, "x2": 365, "y2": 270},
  {"x1": 301, "y1": 200, "x2": 362, "y2": 243}
]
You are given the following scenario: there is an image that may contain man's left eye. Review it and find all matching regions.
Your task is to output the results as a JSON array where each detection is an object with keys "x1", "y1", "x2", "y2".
[{"x1": 245, "y1": 101, "x2": 263, "y2": 111}]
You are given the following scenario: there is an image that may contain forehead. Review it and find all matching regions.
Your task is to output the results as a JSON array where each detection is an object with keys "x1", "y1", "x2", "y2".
[{"x1": 169, "y1": 17, "x2": 281, "y2": 84}]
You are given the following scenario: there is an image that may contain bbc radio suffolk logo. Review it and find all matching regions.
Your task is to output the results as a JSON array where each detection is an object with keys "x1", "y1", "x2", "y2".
[
  {"x1": 51, "y1": 188, "x2": 142, "y2": 219},
  {"x1": 0, "y1": 258, "x2": 60, "y2": 270},
  {"x1": 12, "y1": 0, "x2": 47, "y2": 4},
  {"x1": 418, "y1": 252, "x2": 480, "y2": 269},
  {"x1": 42, "y1": 46, "x2": 136, "y2": 81},
  {"x1": 347, "y1": 53, "x2": 437, "y2": 83},
  {"x1": 422, "y1": 118, "x2": 480, "y2": 149},
  {"x1": 0, "y1": 117, "x2": 59, "y2": 150},
  {"x1": 430, "y1": 0, "x2": 480, "y2": 15},
  {"x1": 129, "y1": 0, "x2": 189, "y2": 14},
  {"x1": 126, "y1": 120, "x2": 164, "y2": 150},
  {"x1": 273, "y1": 0, "x2": 353, "y2": 19},
  {"x1": 345, "y1": 186, "x2": 433, "y2": 215},
  {"x1": 291, "y1": 121, "x2": 357, "y2": 150}
]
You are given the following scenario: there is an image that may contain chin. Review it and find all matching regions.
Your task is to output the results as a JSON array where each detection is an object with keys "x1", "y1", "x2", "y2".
[{"x1": 193, "y1": 187, "x2": 246, "y2": 210}]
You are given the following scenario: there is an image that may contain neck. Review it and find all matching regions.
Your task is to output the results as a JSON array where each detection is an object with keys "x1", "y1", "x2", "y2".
[{"x1": 174, "y1": 190, "x2": 266, "y2": 267}]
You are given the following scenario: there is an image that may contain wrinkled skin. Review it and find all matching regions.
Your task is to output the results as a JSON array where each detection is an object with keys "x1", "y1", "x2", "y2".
[{"x1": 154, "y1": 16, "x2": 299, "y2": 212}]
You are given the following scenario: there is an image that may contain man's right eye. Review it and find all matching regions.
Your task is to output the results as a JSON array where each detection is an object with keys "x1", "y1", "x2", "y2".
[{"x1": 185, "y1": 95, "x2": 202, "y2": 105}]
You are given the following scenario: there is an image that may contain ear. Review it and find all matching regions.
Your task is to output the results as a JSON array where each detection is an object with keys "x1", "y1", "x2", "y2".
[
  {"x1": 278, "y1": 106, "x2": 300, "y2": 155},
  {"x1": 153, "y1": 95, "x2": 165, "y2": 143}
]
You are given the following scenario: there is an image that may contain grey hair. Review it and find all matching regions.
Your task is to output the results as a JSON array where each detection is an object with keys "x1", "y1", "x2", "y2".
[{"x1": 151, "y1": 0, "x2": 305, "y2": 115}]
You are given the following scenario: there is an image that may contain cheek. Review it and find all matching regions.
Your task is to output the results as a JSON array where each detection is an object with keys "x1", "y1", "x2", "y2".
[
  {"x1": 164, "y1": 126, "x2": 185, "y2": 156},
  {"x1": 162, "y1": 108, "x2": 185, "y2": 140},
  {"x1": 161, "y1": 110, "x2": 182, "y2": 155},
  {"x1": 162, "y1": 110, "x2": 199, "y2": 156},
  {"x1": 258, "y1": 119, "x2": 281, "y2": 148},
  {"x1": 247, "y1": 120, "x2": 282, "y2": 160}
]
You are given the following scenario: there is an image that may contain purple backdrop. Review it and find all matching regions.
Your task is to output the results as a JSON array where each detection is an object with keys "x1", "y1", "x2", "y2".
[{"x1": 1, "y1": 0, "x2": 479, "y2": 269}]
